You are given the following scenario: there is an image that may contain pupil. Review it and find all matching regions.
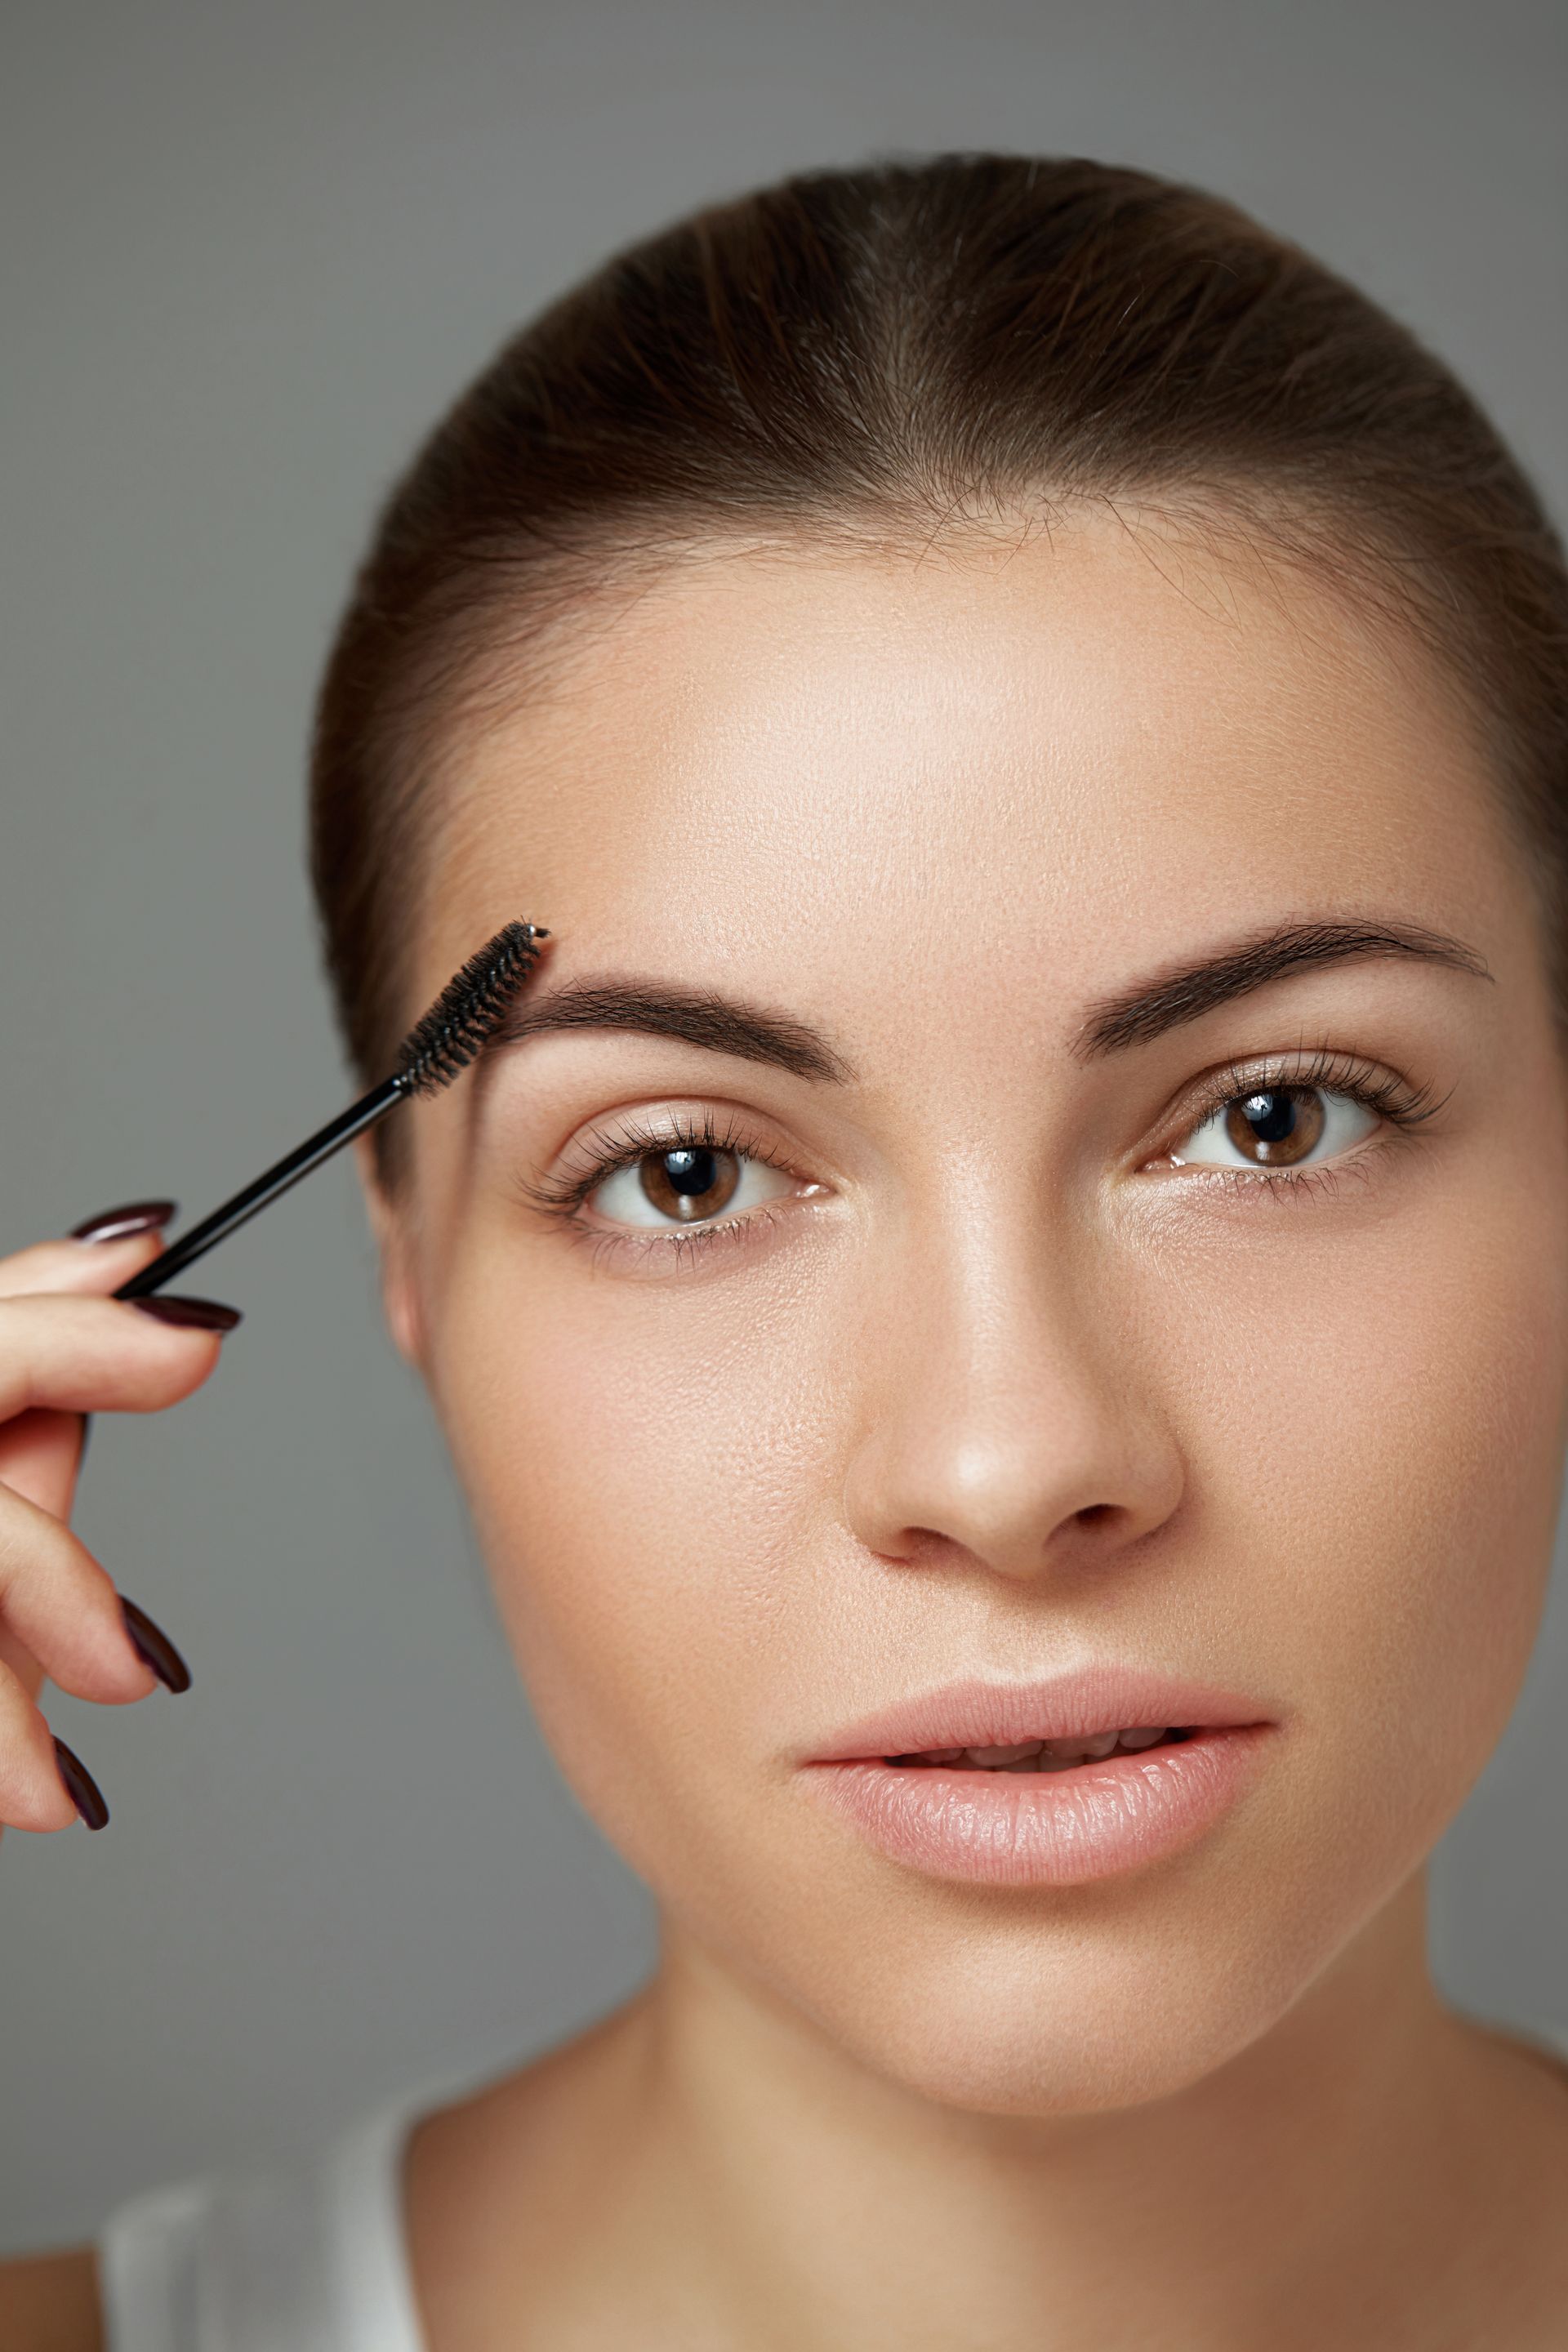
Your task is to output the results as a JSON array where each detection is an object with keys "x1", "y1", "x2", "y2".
[
  {"x1": 664, "y1": 1147, "x2": 715, "y2": 1194},
  {"x1": 1223, "y1": 1085, "x2": 1325, "y2": 1165},
  {"x1": 639, "y1": 1144, "x2": 742, "y2": 1223},
  {"x1": 1244, "y1": 1090, "x2": 1295, "y2": 1144}
]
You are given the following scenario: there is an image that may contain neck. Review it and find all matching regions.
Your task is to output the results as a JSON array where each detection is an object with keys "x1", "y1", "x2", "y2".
[
  {"x1": 410, "y1": 1869, "x2": 1566, "y2": 2350},
  {"x1": 631, "y1": 1875, "x2": 1463, "y2": 2347}
]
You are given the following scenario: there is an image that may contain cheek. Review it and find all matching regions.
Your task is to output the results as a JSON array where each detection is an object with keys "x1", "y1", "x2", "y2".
[
  {"x1": 429, "y1": 1231, "x2": 845, "y2": 1863},
  {"x1": 1169, "y1": 1165, "x2": 1568, "y2": 1855}
]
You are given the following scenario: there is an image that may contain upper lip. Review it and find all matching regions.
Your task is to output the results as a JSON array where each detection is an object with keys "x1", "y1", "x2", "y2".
[{"x1": 808, "y1": 1668, "x2": 1276, "y2": 1761}]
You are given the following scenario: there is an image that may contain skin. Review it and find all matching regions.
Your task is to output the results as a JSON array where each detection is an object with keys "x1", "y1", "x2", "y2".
[
  {"x1": 3, "y1": 501, "x2": 1568, "y2": 2347},
  {"x1": 385, "y1": 508, "x2": 1568, "y2": 2345}
]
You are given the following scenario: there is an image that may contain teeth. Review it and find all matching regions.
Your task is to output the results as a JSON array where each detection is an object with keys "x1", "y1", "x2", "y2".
[
  {"x1": 1045, "y1": 1731, "x2": 1119, "y2": 1762},
  {"x1": 900, "y1": 1727, "x2": 1176, "y2": 1770}
]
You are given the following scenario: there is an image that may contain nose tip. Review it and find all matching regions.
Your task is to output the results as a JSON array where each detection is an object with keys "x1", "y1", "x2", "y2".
[
  {"x1": 837, "y1": 1197, "x2": 1187, "y2": 1588},
  {"x1": 843, "y1": 1392, "x2": 1184, "y2": 1585}
]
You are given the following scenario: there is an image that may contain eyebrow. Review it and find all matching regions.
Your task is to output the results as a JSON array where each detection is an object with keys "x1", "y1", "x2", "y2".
[
  {"x1": 476, "y1": 973, "x2": 858, "y2": 1084},
  {"x1": 475, "y1": 917, "x2": 1490, "y2": 1091},
  {"x1": 1072, "y1": 918, "x2": 1492, "y2": 1059}
]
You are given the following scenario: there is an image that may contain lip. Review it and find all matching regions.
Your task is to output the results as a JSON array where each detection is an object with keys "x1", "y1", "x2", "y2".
[
  {"x1": 801, "y1": 1668, "x2": 1279, "y2": 1888},
  {"x1": 809, "y1": 1667, "x2": 1274, "y2": 1761}
]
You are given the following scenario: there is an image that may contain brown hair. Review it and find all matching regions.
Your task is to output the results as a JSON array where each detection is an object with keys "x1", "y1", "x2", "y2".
[{"x1": 308, "y1": 152, "x2": 1568, "y2": 1190}]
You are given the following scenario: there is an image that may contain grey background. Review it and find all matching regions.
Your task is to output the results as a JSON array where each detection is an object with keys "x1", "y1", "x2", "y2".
[{"x1": 2, "y1": 0, "x2": 1565, "y2": 2253}]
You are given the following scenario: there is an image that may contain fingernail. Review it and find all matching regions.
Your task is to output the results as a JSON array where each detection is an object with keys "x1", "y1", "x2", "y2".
[
  {"x1": 52, "y1": 1735, "x2": 109, "y2": 1831},
  {"x1": 130, "y1": 1295, "x2": 242, "y2": 1332},
  {"x1": 70, "y1": 1199, "x2": 177, "y2": 1244},
  {"x1": 120, "y1": 1596, "x2": 192, "y2": 1695}
]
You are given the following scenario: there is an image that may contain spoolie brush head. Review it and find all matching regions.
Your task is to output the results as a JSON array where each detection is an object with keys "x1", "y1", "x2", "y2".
[{"x1": 394, "y1": 920, "x2": 550, "y2": 1098}]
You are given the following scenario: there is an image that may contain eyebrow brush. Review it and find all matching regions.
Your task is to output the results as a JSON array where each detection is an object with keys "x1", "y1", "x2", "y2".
[{"x1": 110, "y1": 920, "x2": 550, "y2": 1305}]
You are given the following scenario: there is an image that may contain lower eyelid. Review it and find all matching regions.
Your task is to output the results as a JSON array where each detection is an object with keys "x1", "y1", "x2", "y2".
[
  {"x1": 1154, "y1": 1129, "x2": 1399, "y2": 1204},
  {"x1": 1166, "y1": 1088, "x2": 1380, "y2": 1172},
  {"x1": 568, "y1": 1199, "x2": 792, "y2": 1274}
]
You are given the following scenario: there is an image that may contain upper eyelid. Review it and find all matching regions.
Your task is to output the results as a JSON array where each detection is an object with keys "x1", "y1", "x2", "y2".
[
  {"x1": 1156, "y1": 1047, "x2": 1433, "y2": 1131},
  {"x1": 517, "y1": 1103, "x2": 808, "y2": 1218},
  {"x1": 576, "y1": 1111, "x2": 795, "y2": 1179}
]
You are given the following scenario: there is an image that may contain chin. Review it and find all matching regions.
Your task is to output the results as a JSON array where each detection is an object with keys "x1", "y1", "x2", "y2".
[
  {"x1": 793, "y1": 1923, "x2": 1312, "y2": 2117},
  {"x1": 684, "y1": 1820, "x2": 1389, "y2": 2121}
]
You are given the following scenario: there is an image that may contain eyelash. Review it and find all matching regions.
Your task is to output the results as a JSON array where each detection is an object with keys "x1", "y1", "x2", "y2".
[
  {"x1": 514, "y1": 1107, "x2": 804, "y2": 1272},
  {"x1": 516, "y1": 1046, "x2": 1447, "y2": 1271},
  {"x1": 1152, "y1": 1045, "x2": 1447, "y2": 1202}
]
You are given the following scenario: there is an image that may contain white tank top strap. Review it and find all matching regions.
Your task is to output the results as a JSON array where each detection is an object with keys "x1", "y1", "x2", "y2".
[{"x1": 97, "y1": 2056, "x2": 491, "y2": 2352}]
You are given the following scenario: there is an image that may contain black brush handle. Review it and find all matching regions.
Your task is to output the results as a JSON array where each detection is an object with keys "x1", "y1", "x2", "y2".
[{"x1": 114, "y1": 1075, "x2": 406, "y2": 1302}]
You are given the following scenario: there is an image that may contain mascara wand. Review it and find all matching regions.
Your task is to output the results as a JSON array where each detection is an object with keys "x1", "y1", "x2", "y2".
[{"x1": 113, "y1": 920, "x2": 550, "y2": 1304}]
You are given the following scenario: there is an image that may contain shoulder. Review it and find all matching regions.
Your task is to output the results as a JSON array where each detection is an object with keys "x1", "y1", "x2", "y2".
[
  {"x1": 0, "y1": 2050, "x2": 535, "y2": 2352},
  {"x1": 0, "y1": 2245, "x2": 103, "y2": 2352},
  {"x1": 85, "y1": 2087, "x2": 436, "y2": 2352}
]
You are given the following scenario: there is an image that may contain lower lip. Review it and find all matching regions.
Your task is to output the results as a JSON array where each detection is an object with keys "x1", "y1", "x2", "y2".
[{"x1": 805, "y1": 1726, "x2": 1276, "y2": 1886}]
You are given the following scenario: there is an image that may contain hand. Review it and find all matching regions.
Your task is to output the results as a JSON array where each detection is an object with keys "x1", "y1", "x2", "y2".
[{"x1": 0, "y1": 1204, "x2": 238, "y2": 1834}]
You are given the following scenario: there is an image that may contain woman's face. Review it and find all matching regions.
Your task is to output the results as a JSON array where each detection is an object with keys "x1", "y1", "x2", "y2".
[{"x1": 371, "y1": 509, "x2": 1568, "y2": 2112}]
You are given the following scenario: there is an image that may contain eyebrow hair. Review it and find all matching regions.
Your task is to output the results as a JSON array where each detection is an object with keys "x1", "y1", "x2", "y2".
[
  {"x1": 474, "y1": 918, "x2": 1490, "y2": 1093},
  {"x1": 1072, "y1": 919, "x2": 1492, "y2": 1059},
  {"x1": 477, "y1": 973, "x2": 858, "y2": 1083}
]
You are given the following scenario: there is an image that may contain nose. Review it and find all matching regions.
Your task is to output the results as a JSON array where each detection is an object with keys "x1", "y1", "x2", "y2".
[{"x1": 840, "y1": 1220, "x2": 1184, "y2": 1584}]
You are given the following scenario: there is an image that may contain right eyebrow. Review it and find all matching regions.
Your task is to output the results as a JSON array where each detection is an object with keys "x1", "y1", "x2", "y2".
[{"x1": 475, "y1": 973, "x2": 858, "y2": 1085}]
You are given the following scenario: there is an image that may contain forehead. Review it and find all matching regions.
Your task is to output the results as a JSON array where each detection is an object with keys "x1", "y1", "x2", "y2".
[{"x1": 429, "y1": 509, "x2": 1516, "y2": 1022}]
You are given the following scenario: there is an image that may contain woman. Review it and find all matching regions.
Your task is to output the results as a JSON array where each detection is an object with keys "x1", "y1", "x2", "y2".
[{"x1": 3, "y1": 153, "x2": 1568, "y2": 2347}]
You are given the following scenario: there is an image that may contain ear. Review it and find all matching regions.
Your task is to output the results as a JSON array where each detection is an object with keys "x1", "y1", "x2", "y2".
[{"x1": 351, "y1": 1132, "x2": 426, "y2": 1369}]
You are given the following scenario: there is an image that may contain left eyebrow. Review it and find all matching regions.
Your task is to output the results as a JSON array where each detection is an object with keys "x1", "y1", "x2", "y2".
[
  {"x1": 1072, "y1": 919, "x2": 1492, "y2": 1060},
  {"x1": 474, "y1": 973, "x2": 858, "y2": 1084}
]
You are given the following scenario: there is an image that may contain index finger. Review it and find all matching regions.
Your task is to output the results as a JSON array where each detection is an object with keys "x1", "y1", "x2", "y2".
[{"x1": 0, "y1": 1211, "x2": 177, "y2": 1303}]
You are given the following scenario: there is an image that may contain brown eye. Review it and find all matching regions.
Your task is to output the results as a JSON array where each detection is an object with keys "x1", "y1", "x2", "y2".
[
  {"x1": 576, "y1": 1130, "x2": 800, "y2": 1236},
  {"x1": 1223, "y1": 1088, "x2": 1325, "y2": 1165},
  {"x1": 637, "y1": 1146, "x2": 742, "y2": 1223},
  {"x1": 1169, "y1": 1082, "x2": 1379, "y2": 1174}
]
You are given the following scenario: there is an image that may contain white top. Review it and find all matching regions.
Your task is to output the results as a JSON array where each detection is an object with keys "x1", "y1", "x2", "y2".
[
  {"x1": 96, "y1": 2054, "x2": 486, "y2": 2352},
  {"x1": 97, "y1": 2017, "x2": 1568, "y2": 2350}
]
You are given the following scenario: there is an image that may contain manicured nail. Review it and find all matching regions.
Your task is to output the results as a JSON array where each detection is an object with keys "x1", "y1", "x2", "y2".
[
  {"x1": 52, "y1": 1735, "x2": 109, "y2": 1831},
  {"x1": 130, "y1": 1295, "x2": 242, "y2": 1332},
  {"x1": 120, "y1": 1596, "x2": 192, "y2": 1695},
  {"x1": 70, "y1": 1199, "x2": 177, "y2": 1244}
]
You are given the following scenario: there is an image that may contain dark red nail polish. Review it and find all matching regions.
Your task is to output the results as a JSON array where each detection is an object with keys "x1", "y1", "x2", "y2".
[
  {"x1": 70, "y1": 1200, "x2": 177, "y2": 1244},
  {"x1": 121, "y1": 1596, "x2": 192, "y2": 1695},
  {"x1": 130, "y1": 1295, "x2": 242, "y2": 1332},
  {"x1": 52, "y1": 1735, "x2": 109, "y2": 1831}
]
